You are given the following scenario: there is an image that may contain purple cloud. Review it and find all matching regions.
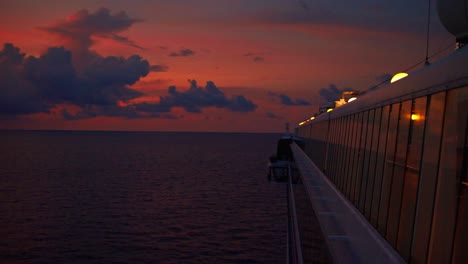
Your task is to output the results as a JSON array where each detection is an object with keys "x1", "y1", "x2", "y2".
[
  {"x1": 150, "y1": 64, "x2": 169, "y2": 72},
  {"x1": 0, "y1": 43, "x2": 148, "y2": 116},
  {"x1": 319, "y1": 84, "x2": 354, "y2": 102},
  {"x1": 244, "y1": 52, "x2": 265, "y2": 63},
  {"x1": 135, "y1": 80, "x2": 257, "y2": 114},
  {"x1": 169, "y1": 49, "x2": 195, "y2": 57},
  {"x1": 41, "y1": 8, "x2": 142, "y2": 51},
  {"x1": 268, "y1": 92, "x2": 311, "y2": 106}
]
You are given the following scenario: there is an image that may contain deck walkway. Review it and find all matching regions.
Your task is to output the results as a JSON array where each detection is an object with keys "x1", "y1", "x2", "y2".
[{"x1": 290, "y1": 143, "x2": 405, "y2": 264}]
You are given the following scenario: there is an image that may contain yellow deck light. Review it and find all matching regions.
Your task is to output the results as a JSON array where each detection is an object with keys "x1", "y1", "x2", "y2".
[{"x1": 390, "y1": 72, "x2": 409, "y2": 83}]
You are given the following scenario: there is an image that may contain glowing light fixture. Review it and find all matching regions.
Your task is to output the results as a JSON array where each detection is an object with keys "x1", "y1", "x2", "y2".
[
  {"x1": 309, "y1": 116, "x2": 315, "y2": 121},
  {"x1": 347, "y1": 97, "x2": 357, "y2": 103},
  {"x1": 390, "y1": 72, "x2": 409, "y2": 83},
  {"x1": 327, "y1": 108, "x2": 333, "y2": 113},
  {"x1": 299, "y1": 121, "x2": 306, "y2": 126},
  {"x1": 411, "y1": 114, "x2": 421, "y2": 121}
]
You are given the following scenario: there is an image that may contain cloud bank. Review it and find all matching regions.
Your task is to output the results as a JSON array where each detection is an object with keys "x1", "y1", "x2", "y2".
[
  {"x1": 244, "y1": 53, "x2": 265, "y2": 63},
  {"x1": 135, "y1": 80, "x2": 257, "y2": 114},
  {"x1": 169, "y1": 49, "x2": 195, "y2": 57},
  {"x1": 0, "y1": 43, "x2": 148, "y2": 117},
  {"x1": 269, "y1": 92, "x2": 311, "y2": 106},
  {"x1": 319, "y1": 84, "x2": 354, "y2": 102},
  {"x1": 0, "y1": 43, "x2": 257, "y2": 119},
  {"x1": 0, "y1": 8, "x2": 259, "y2": 120},
  {"x1": 41, "y1": 8, "x2": 143, "y2": 53}
]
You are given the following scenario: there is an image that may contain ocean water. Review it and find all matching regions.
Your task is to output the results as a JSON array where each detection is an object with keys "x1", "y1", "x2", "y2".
[{"x1": 0, "y1": 131, "x2": 286, "y2": 263}]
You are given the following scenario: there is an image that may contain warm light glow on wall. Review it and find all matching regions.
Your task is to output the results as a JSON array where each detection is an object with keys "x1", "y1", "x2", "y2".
[
  {"x1": 390, "y1": 72, "x2": 409, "y2": 83},
  {"x1": 347, "y1": 97, "x2": 357, "y2": 103},
  {"x1": 411, "y1": 114, "x2": 421, "y2": 121}
]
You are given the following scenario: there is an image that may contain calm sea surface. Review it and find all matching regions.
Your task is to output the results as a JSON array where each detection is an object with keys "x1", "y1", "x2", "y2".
[{"x1": 0, "y1": 131, "x2": 286, "y2": 263}]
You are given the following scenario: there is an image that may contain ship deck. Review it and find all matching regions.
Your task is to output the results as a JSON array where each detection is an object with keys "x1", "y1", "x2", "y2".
[{"x1": 290, "y1": 143, "x2": 405, "y2": 263}]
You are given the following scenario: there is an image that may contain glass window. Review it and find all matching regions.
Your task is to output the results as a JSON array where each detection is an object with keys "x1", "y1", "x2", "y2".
[
  {"x1": 378, "y1": 102, "x2": 400, "y2": 236},
  {"x1": 386, "y1": 100, "x2": 411, "y2": 247},
  {"x1": 350, "y1": 112, "x2": 364, "y2": 204},
  {"x1": 341, "y1": 115, "x2": 353, "y2": 195},
  {"x1": 396, "y1": 97, "x2": 427, "y2": 261},
  {"x1": 360, "y1": 110, "x2": 375, "y2": 212},
  {"x1": 333, "y1": 117, "x2": 345, "y2": 186},
  {"x1": 410, "y1": 92, "x2": 446, "y2": 263},
  {"x1": 356, "y1": 111, "x2": 369, "y2": 214},
  {"x1": 328, "y1": 118, "x2": 341, "y2": 182},
  {"x1": 348, "y1": 113, "x2": 362, "y2": 199},
  {"x1": 427, "y1": 86, "x2": 467, "y2": 263},
  {"x1": 371, "y1": 105, "x2": 390, "y2": 226},
  {"x1": 338, "y1": 116, "x2": 350, "y2": 190},
  {"x1": 452, "y1": 90, "x2": 468, "y2": 263},
  {"x1": 326, "y1": 119, "x2": 335, "y2": 179},
  {"x1": 365, "y1": 107, "x2": 382, "y2": 219},
  {"x1": 332, "y1": 118, "x2": 341, "y2": 183}
]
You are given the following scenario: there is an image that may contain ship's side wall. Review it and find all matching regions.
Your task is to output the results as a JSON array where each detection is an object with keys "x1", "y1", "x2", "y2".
[{"x1": 296, "y1": 47, "x2": 468, "y2": 263}]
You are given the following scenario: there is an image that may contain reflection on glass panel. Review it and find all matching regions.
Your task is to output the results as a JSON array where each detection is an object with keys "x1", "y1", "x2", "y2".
[
  {"x1": 378, "y1": 103, "x2": 400, "y2": 236},
  {"x1": 350, "y1": 112, "x2": 364, "y2": 204},
  {"x1": 327, "y1": 120, "x2": 335, "y2": 180},
  {"x1": 353, "y1": 112, "x2": 366, "y2": 207},
  {"x1": 342, "y1": 115, "x2": 355, "y2": 197},
  {"x1": 346, "y1": 113, "x2": 359, "y2": 203},
  {"x1": 335, "y1": 116, "x2": 349, "y2": 188},
  {"x1": 411, "y1": 92, "x2": 445, "y2": 263},
  {"x1": 371, "y1": 105, "x2": 390, "y2": 226},
  {"x1": 332, "y1": 117, "x2": 343, "y2": 182},
  {"x1": 396, "y1": 97, "x2": 427, "y2": 261},
  {"x1": 339, "y1": 116, "x2": 351, "y2": 190},
  {"x1": 347, "y1": 114, "x2": 361, "y2": 204},
  {"x1": 359, "y1": 110, "x2": 374, "y2": 212},
  {"x1": 428, "y1": 87, "x2": 467, "y2": 263},
  {"x1": 452, "y1": 86, "x2": 468, "y2": 263},
  {"x1": 332, "y1": 119, "x2": 341, "y2": 183},
  {"x1": 387, "y1": 100, "x2": 411, "y2": 247},
  {"x1": 365, "y1": 107, "x2": 382, "y2": 219}
]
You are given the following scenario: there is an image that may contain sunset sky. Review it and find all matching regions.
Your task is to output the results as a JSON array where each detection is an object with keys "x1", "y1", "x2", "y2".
[{"x1": 0, "y1": 0, "x2": 454, "y2": 132}]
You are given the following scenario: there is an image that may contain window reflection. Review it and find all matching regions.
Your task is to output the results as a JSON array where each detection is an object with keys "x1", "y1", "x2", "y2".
[{"x1": 397, "y1": 97, "x2": 427, "y2": 260}]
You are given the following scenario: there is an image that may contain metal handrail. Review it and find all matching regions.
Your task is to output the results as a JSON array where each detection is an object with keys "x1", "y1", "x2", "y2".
[{"x1": 287, "y1": 163, "x2": 304, "y2": 264}]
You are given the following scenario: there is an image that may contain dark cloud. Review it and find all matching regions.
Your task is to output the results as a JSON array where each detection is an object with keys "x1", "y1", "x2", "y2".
[
  {"x1": 253, "y1": 56, "x2": 264, "y2": 62},
  {"x1": 41, "y1": 8, "x2": 142, "y2": 52},
  {"x1": 1, "y1": 9, "x2": 261, "y2": 121},
  {"x1": 268, "y1": 92, "x2": 311, "y2": 106},
  {"x1": 110, "y1": 34, "x2": 144, "y2": 50},
  {"x1": 135, "y1": 80, "x2": 257, "y2": 114},
  {"x1": 244, "y1": 52, "x2": 265, "y2": 63},
  {"x1": 150, "y1": 64, "x2": 169, "y2": 72},
  {"x1": 0, "y1": 43, "x2": 51, "y2": 116},
  {"x1": 0, "y1": 43, "x2": 148, "y2": 117},
  {"x1": 319, "y1": 84, "x2": 354, "y2": 102},
  {"x1": 266, "y1": 112, "x2": 281, "y2": 119},
  {"x1": 83, "y1": 55, "x2": 149, "y2": 86},
  {"x1": 169, "y1": 49, "x2": 195, "y2": 57}
]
